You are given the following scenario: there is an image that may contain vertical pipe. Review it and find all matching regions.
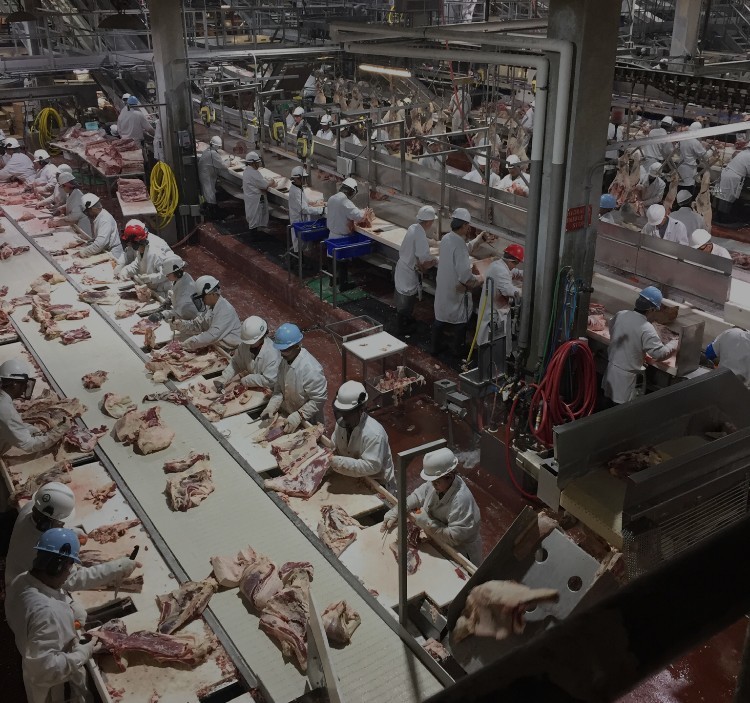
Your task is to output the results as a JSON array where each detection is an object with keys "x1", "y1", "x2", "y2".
[
  {"x1": 397, "y1": 453, "x2": 408, "y2": 626},
  {"x1": 400, "y1": 119, "x2": 407, "y2": 195},
  {"x1": 483, "y1": 143, "x2": 491, "y2": 223},
  {"x1": 367, "y1": 118, "x2": 373, "y2": 208}
]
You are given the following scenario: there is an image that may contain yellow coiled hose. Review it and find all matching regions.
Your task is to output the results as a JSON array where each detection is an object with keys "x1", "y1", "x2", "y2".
[
  {"x1": 31, "y1": 107, "x2": 63, "y2": 152},
  {"x1": 149, "y1": 161, "x2": 179, "y2": 228}
]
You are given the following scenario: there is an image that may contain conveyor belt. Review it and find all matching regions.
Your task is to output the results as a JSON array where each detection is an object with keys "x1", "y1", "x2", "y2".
[{"x1": 1, "y1": 216, "x2": 448, "y2": 703}]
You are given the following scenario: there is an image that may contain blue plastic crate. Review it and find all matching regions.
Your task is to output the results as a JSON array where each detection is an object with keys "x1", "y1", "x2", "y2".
[
  {"x1": 324, "y1": 233, "x2": 373, "y2": 260},
  {"x1": 84, "y1": 121, "x2": 99, "y2": 131},
  {"x1": 292, "y1": 218, "x2": 329, "y2": 242}
]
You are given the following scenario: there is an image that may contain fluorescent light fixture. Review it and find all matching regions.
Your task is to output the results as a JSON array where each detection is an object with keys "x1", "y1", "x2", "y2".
[{"x1": 359, "y1": 63, "x2": 412, "y2": 79}]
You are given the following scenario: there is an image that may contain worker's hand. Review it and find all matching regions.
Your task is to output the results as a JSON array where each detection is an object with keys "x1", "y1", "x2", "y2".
[
  {"x1": 329, "y1": 455, "x2": 345, "y2": 471},
  {"x1": 213, "y1": 379, "x2": 225, "y2": 393},
  {"x1": 261, "y1": 397, "x2": 282, "y2": 419},
  {"x1": 169, "y1": 318, "x2": 184, "y2": 332},
  {"x1": 71, "y1": 638, "x2": 97, "y2": 664},
  {"x1": 381, "y1": 515, "x2": 396, "y2": 532},
  {"x1": 664, "y1": 338, "x2": 679, "y2": 356},
  {"x1": 412, "y1": 511, "x2": 433, "y2": 530},
  {"x1": 480, "y1": 230, "x2": 496, "y2": 243},
  {"x1": 283, "y1": 411, "x2": 302, "y2": 434},
  {"x1": 49, "y1": 422, "x2": 70, "y2": 442},
  {"x1": 132, "y1": 274, "x2": 145, "y2": 285},
  {"x1": 112, "y1": 557, "x2": 141, "y2": 579}
]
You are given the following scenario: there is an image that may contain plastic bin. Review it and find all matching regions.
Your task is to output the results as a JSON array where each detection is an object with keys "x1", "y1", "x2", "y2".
[
  {"x1": 366, "y1": 366, "x2": 425, "y2": 407},
  {"x1": 324, "y1": 233, "x2": 373, "y2": 260},
  {"x1": 293, "y1": 218, "x2": 329, "y2": 243},
  {"x1": 84, "y1": 121, "x2": 98, "y2": 131}
]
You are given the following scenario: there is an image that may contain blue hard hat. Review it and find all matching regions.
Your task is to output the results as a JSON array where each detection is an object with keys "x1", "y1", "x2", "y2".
[
  {"x1": 127, "y1": 96, "x2": 139, "y2": 106},
  {"x1": 639, "y1": 285, "x2": 663, "y2": 309},
  {"x1": 35, "y1": 527, "x2": 81, "y2": 564},
  {"x1": 600, "y1": 194, "x2": 617, "y2": 209},
  {"x1": 273, "y1": 322, "x2": 303, "y2": 350}
]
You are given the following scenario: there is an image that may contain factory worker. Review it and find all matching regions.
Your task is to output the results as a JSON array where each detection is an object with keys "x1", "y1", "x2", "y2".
[
  {"x1": 520, "y1": 100, "x2": 534, "y2": 138},
  {"x1": 638, "y1": 162, "x2": 666, "y2": 207},
  {"x1": 676, "y1": 121, "x2": 710, "y2": 195},
  {"x1": 49, "y1": 172, "x2": 92, "y2": 237},
  {"x1": 382, "y1": 447, "x2": 482, "y2": 565},
  {"x1": 242, "y1": 151, "x2": 276, "y2": 234},
  {"x1": 37, "y1": 164, "x2": 72, "y2": 209},
  {"x1": 316, "y1": 114, "x2": 334, "y2": 141},
  {"x1": 261, "y1": 323, "x2": 328, "y2": 432},
  {"x1": 78, "y1": 194, "x2": 124, "y2": 259},
  {"x1": 340, "y1": 119, "x2": 362, "y2": 148},
  {"x1": 599, "y1": 193, "x2": 622, "y2": 225},
  {"x1": 160, "y1": 254, "x2": 198, "y2": 321},
  {"x1": 326, "y1": 177, "x2": 369, "y2": 289},
  {"x1": 0, "y1": 137, "x2": 35, "y2": 183},
  {"x1": 432, "y1": 208, "x2": 482, "y2": 364},
  {"x1": 285, "y1": 107, "x2": 295, "y2": 132},
  {"x1": 29, "y1": 149, "x2": 58, "y2": 193},
  {"x1": 670, "y1": 190, "x2": 704, "y2": 235},
  {"x1": 116, "y1": 95, "x2": 154, "y2": 143},
  {"x1": 715, "y1": 147, "x2": 750, "y2": 223},
  {"x1": 449, "y1": 85, "x2": 472, "y2": 133},
  {"x1": 302, "y1": 72, "x2": 318, "y2": 103},
  {"x1": 114, "y1": 219, "x2": 173, "y2": 294},
  {"x1": 0, "y1": 359, "x2": 70, "y2": 457},
  {"x1": 463, "y1": 156, "x2": 501, "y2": 189},
  {"x1": 475, "y1": 244, "x2": 524, "y2": 347},
  {"x1": 602, "y1": 286, "x2": 679, "y2": 405},
  {"x1": 394, "y1": 205, "x2": 438, "y2": 337},
  {"x1": 689, "y1": 228, "x2": 731, "y2": 259},
  {"x1": 198, "y1": 135, "x2": 232, "y2": 221},
  {"x1": 173, "y1": 275, "x2": 242, "y2": 351},
  {"x1": 289, "y1": 106, "x2": 310, "y2": 137},
  {"x1": 497, "y1": 155, "x2": 529, "y2": 195},
  {"x1": 705, "y1": 327, "x2": 750, "y2": 388},
  {"x1": 215, "y1": 316, "x2": 280, "y2": 392},
  {"x1": 329, "y1": 381, "x2": 396, "y2": 492},
  {"x1": 642, "y1": 204, "x2": 689, "y2": 245},
  {"x1": 639, "y1": 116, "x2": 675, "y2": 169},
  {"x1": 6, "y1": 528, "x2": 141, "y2": 703},
  {"x1": 289, "y1": 165, "x2": 325, "y2": 253}
]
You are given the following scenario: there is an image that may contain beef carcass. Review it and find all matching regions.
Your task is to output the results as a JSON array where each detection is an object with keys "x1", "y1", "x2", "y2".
[
  {"x1": 61, "y1": 424, "x2": 108, "y2": 453},
  {"x1": 142, "y1": 389, "x2": 191, "y2": 406},
  {"x1": 608, "y1": 151, "x2": 641, "y2": 206},
  {"x1": 166, "y1": 467, "x2": 214, "y2": 512},
  {"x1": 10, "y1": 462, "x2": 72, "y2": 503},
  {"x1": 92, "y1": 619, "x2": 213, "y2": 672},
  {"x1": 239, "y1": 553, "x2": 283, "y2": 609},
  {"x1": 259, "y1": 587, "x2": 309, "y2": 671},
  {"x1": 79, "y1": 289, "x2": 120, "y2": 306},
  {"x1": 264, "y1": 449, "x2": 331, "y2": 499},
  {"x1": 210, "y1": 546, "x2": 258, "y2": 588},
  {"x1": 608, "y1": 445, "x2": 662, "y2": 478},
  {"x1": 156, "y1": 579, "x2": 217, "y2": 635},
  {"x1": 87, "y1": 519, "x2": 141, "y2": 544},
  {"x1": 59, "y1": 327, "x2": 91, "y2": 345},
  {"x1": 117, "y1": 178, "x2": 149, "y2": 202},
  {"x1": 390, "y1": 522, "x2": 422, "y2": 575},
  {"x1": 82, "y1": 371, "x2": 108, "y2": 389},
  {"x1": 163, "y1": 450, "x2": 209, "y2": 474},
  {"x1": 453, "y1": 581, "x2": 560, "y2": 643},
  {"x1": 269, "y1": 424, "x2": 324, "y2": 473},
  {"x1": 101, "y1": 393, "x2": 137, "y2": 419},
  {"x1": 693, "y1": 170, "x2": 712, "y2": 229},
  {"x1": 114, "y1": 300, "x2": 141, "y2": 319},
  {"x1": 662, "y1": 171, "x2": 680, "y2": 212},
  {"x1": 322, "y1": 601, "x2": 361, "y2": 645},
  {"x1": 85, "y1": 481, "x2": 117, "y2": 509},
  {"x1": 317, "y1": 505, "x2": 361, "y2": 556}
]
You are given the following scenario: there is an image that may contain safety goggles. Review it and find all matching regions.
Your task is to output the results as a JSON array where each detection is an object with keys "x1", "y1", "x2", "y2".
[{"x1": 4, "y1": 374, "x2": 36, "y2": 400}]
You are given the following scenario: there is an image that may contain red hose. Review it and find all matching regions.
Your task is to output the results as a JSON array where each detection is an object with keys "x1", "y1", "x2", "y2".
[{"x1": 528, "y1": 340, "x2": 598, "y2": 448}]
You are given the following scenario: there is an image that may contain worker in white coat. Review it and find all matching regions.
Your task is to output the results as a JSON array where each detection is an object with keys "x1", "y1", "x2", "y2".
[
  {"x1": 670, "y1": 190, "x2": 704, "y2": 236},
  {"x1": 173, "y1": 275, "x2": 242, "y2": 351},
  {"x1": 640, "y1": 116, "x2": 675, "y2": 170},
  {"x1": 676, "y1": 121, "x2": 710, "y2": 195},
  {"x1": 198, "y1": 136, "x2": 232, "y2": 220},
  {"x1": 463, "y1": 156, "x2": 502, "y2": 189},
  {"x1": 0, "y1": 359, "x2": 70, "y2": 457},
  {"x1": 715, "y1": 147, "x2": 750, "y2": 224},
  {"x1": 432, "y1": 208, "x2": 481, "y2": 364},
  {"x1": 599, "y1": 193, "x2": 623, "y2": 225},
  {"x1": 382, "y1": 447, "x2": 483, "y2": 564},
  {"x1": 29, "y1": 149, "x2": 58, "y2": 193},
  {"x1": 242, "y1": 151, "x2": 276, "y2": 234},
  {"x1": 394, "y1": 205, "x2": 437, "y2": 337},
  {"x1": 50, "y1": 172, "x2": 92, "y2": 238},
  {"x1": 642, "y1": 204, "x2": 689, "y2": 245},
  {"x1": 340, "y1": 120, "x2": 362, "y2": 148},
  {"x1": 689, "y1": 228, "x2": 731, "y2": 259},
  {"x1": 6, "y1": 528, "x2": 141, "y2": 703},
  {"x1": 114, "y1": 219, "x2": 173, "y2": 294},
  {"x1": 78, "y1": 194, "x2": 123, "y2": 259},
  {"x1": 326, "y1": 177, "x2": 367, "y2": 239},
  {"x1": 475, "y1": 244, "x2": 524, "y2": 347},
  {"x1": 215, "y1": 316, "x2": 280, "y2": 391},
  {"x1": 329, "y1": 381, "x2": 396, "y2": 492},
  {"x1": 261, "y1": 323, "x2": 328, "y2": 432},
  {"x1": 705, "y1": 327, "x2": 750, "y2": 387},
  {"x1": 0, "y1": 138, "x2": 35, "y2": 183},
  {"x1": 160, "y1": 254, "x2": 198, "y2": 322},
  {"x1": 288, "y1": 166, "x2": 324, "y2": 253},
  {"x1": 116, "y1": 95, "x2": 154, "y2": 143},
  {"x1": 638, "y1": 162, "x2": 666, "y2": 207},
  {"x1": 497, "y1": 154, "x2": 529, "y2": 195},
  {"x1": 37, "y1": 164, "x2": 72, "y2": 209},
  {"x1": 602, "y1": 286, "x2": 679, "y2": 405},
  {"x1": 316, "y1": 114, "x2": 334, "y2": 141},
  {"x1": 449, "y1": 85, "x2": 472, "y2": 133}
]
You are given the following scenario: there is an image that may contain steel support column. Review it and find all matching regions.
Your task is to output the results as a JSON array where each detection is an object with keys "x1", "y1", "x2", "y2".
[{"x1": 671, "y1": 0, "x2": 703, "y2": 61}]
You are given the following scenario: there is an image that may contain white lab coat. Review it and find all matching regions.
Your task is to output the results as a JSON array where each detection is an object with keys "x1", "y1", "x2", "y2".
[
  {"x1": 0, "y1": 389, "x2": 59, "y2": 457},
  {"x1": 717, "y1": 150, "x2": 750, "y2": 202},
  {"x1": 316, "y1": 128, "x2": 334, "y2": 141},
  {"x1": 198, "y1": 147, "x2": 231, "y2": 205},
  {"x1": 384, "y1": 475, "x2": 482, "y2": 564},
  {"x1": 326, "y1": 191, "x2": 364, "y2": 238},
  {"x1": 605, "y1": 122, "x2": 618, "y2": 160},
  {"x1": 676, "y1": 137, "x2": 707, "y2": 187},
  {"x1": 115, "y1": 234, "x2": 173, "y2": 293},
  {"x1": 449, "y1": 88, "x2": 472, "y2": 132},
  {"x1": 520, "y1": 106, "x2": 534, "y2": 135},
  {"x1": 330, "y1": 413, "x2": 396, "y2": 491},
  {"x1": 670, "y1": 207, "x2": 704, "y2": 237},
  {"x1": 476, "y1": 258, "x2": 518, "y2": 346},
  {"x1": 602, "y1": 310, "x2": 675, "y2": 404},
  {"x1": 242, "y1": 166, "x2": 270, "y2": 230},
  {"x1": 342, "y1": 133, "x2": 362, "y2": 150},
  {"x1": 642, "y1": 216, "x2": 689, "y2": 245},
  {"x1": 639, "y1": 176, "x2": 666, "y2": 207},
  {"x1": 59, "y1": 189, "x2": 92, "y2": 238},
  {"x1": 32, "y1": 163, "x2": 58, "y2": 191},
  {"x1": 497, "y1": 172, "x2": 529, "y2": 195},
  {"x1": 286, "y1": 114, "x2": 295, "y2": 132},
  {"x1": 639, "y1": 127, "x2": 671, "y2": 168},
  {"x1": 181, "y1": 295, "x2": 242, "y2": 351},
  {"x1": 434, "y1": 231, "x2": 474, "y2": 324},
  {"x1": 219, "y1": 336, "x2": 280, "y2": 389},
  {"x1": 289, "y1": 183, "x2": 324, "y2": 252},
  {"x1": 464, "y1": 168, "x2": 502, "y2": 189},
  {"x1": 0, "y1": 152, "x2": 35, "y2": 182},
  {"x1": 39, "y1": 182, "x2": 67, "y2": 208},
  {"x1": 168, "y1": 272, "x2": 199, "y2": 321},
  {"x1": 116, "y1": 107, "x2": 153, "y2": 142},
  {"x1": 711, "y1": 328, "x2": 750, "y2": 387},
  {"x1": 78, "y1": 208, "x2": 123, "y2": 259},
  {"x1": 268, "y1": 348, "x2": 328, "y2": 424},
  {"x1": 395, "y1": 223, "x2": 433, "y2": 296},
  {"x1": 711, "y1": 243, "x2": 732, "y2": 259}
]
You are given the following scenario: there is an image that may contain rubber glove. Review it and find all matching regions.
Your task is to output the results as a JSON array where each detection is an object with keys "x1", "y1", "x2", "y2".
[
  {"x1": 412, "y1": 511, "x2": 433, "y2": 530},
  {"x1": 169, "y1": 318, "x2": 184, "y2": 332},
  {"x1": 71, "y1": 639, "x2": 96, "y2": 665},
  {"x1": 261, "y1": 396, "x2": 282, "y2": 419},
  {"x1": 112, "y1": 557, "x2": 140, "y2": 580},
  {"x1": 329, "y1": 455, "x2": 345, "y2": 471},
  {"x1": 213, "y1": 379, "x2": 225, "y2": 393},
  {"x1": 283, "y1": 411, "x2": 302, "y2": 434},
  {"x1": 132, "y1": 274, "x2": 145, "y2": 285},
  {"x1": 381, "y1": 515, "x2": 396, "y2": 532},
  {"x1": 161, "y1": 309, "x2": 175, "y2": 322}
]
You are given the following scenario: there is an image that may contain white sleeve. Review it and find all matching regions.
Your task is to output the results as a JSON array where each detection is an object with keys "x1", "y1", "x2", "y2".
[{"x1": 23, "y1": 610, "x2": 86, "y2": 688}]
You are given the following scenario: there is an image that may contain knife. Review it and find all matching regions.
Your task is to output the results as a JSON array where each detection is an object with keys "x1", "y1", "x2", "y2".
[{"x1": 114, "y1": 546, "x2": 139, "y2": 600}]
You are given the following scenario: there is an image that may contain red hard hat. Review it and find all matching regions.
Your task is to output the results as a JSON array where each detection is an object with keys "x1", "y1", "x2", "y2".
[
  {"x1": 124, "y1": 220, "x2": 148, "y2": 242},
  {"x1": 504, "y1": 243, "x2": 525, "y2": 263}
]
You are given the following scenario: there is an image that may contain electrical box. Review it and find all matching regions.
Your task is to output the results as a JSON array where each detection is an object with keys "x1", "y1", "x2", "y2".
[
  {"x1": 336, "y1": 156, "x2": 353, "y2": 178},
  {"x1": 434, "y1": 379, "x2": 457, "y2": 408}
]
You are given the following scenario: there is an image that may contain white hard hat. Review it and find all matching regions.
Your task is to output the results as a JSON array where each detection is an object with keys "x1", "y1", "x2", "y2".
[
  {"x1": 33, "y1": 482, "x2": 76, "y2": 522},
  {"x1": 342, "y1": 177, "x2": 358, "y2": 191},
  {"x1": 110, "y1": 125, "x2": 119, "y2": 136},
  {"x1": 646, "y1": 204, "x2": 666, "y2": 225},
  {"x1": 240, "y1": 316, "x2": 268, "y2": 345},
  {"x1": 676, "y1": 190, "x2": 692, "y2": 204},
  {"x1": 648, "y1": 161, "x2": 662, "y2": 175},
  {"x1": 690, "y1": 228, "x2": 712, "y2": 248},
  {"x1": 58, "y1": 171, "x2": 76, "y2": 185},
  {"x1": 293, "y1": 106, "x2": 305, "y2": 116},
  {"x1": 209, "y1": 136, "x2": 223, "y2": 148},
  {"x1": 245, "y1": 151, "x2": 261, "y2": 163},
  {"x1": 195, "y1": 275, "x2": 220, "y2": 296},
  {"x1": 291, "y1": 166, "x2": 307, "y2": 178},
  {"x1": 58, "y1": 164, "x2": 73, "y2": 174},
  {"x1": 162, "y1": 254, "x2": 186, "y2": 274},
  {"x1": 661, "y1": 115, "x2": 674, "y2": 125},
  {"x1": 452, "y1": 207, "x2": 471, "y2": 224},
  {"x1": 0, "y1": 358, "x2": 33, "y2": 381},
  {"x1": 334, "y1": 380, "x2": 368, "y2": 411},
  {"x1": 420, "y1": 447, "x2": 458, "y2": 481},
  {"x1": 81, "y1": 193, "x2": 100, "y2": 210},
  {"x1": 475, "y1": 156, "x2": 487, "y2": 167},
  {"x1": 4, "y1": 137, "x2": 20, "y2": 149},
  {"x1": 33, "y1": 149, "x2": 50, "y2": 162},
  {"x1": 417, "y1": 205, "x2": 436, "y2": 221},
  {"x1": 689, "y1": 121, "x2": 702, "y2": 131},
  {"x1": 320, "y1": 114, "x2": 332, "y2": 125},
  {"x1": 122, "y1": 93, "x2": 131, "y2": 100},
  {"x1": 506, "y1": 154, "x2": 522, "y2": 166}
]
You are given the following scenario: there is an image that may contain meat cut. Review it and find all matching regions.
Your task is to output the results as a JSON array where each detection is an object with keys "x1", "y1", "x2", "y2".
[
  {"x1": 60, "y1": 327, "x2": 91, "y2": 345},
  {"x1": 390, "y1": 522, "x2": 422, "y2": 575},
  {"x1": 608, "y1": 445, "x2": 663, "y2": 478},
  {"x1": 264, "y1": 449, "x2": 331, "y2": 499},
  {"x1": 131, "y1": 318, "x2": 160, "y2": 335},
  {"x1": 166, "y1": 467, "x2": 214, "y2": 511},
  {"x1": 259, "y1": 587, "x2": 310, "y2": 671},
  {"x1": 453, "y1": 580, "x2": 560, "y2": 643},
  {"x1": 322, "y1": 601, "x2": 361, "y2": 645},
  {"x1": 87, "y1": 519, "x2": 141, "y2": 544},
  {"x1": 255, "y1": 417, "x2": 286, "y2": 443},
  {"x1": 79, "y1": 289, "x2": 120, "y2": 306},
  {"x1": 114, "y1": 300, "x2": 141, "y2": 319},
  {"x1": 422, "y1": 638, "x2": 450, "y2": 663},
  {"x1": 156, "y1": 579, "x2": 217, "y2": 635},
  {"x1": 82, "y1": 371, "x2": 108, "y2": 389},
  {"x1": 210, "y1": 546, "x2": 258, "y2": 588},
  {"x1": 146, "y1": 343, "x2": 228, "y2": 383},
  {"x1": 10, "y1": 462, "x2": 72, "y2": 503},
  {"x1": 375, "y1": 367, "x2": 425, "y2": 405},
  {"x1": 0, "y1": 243, "x2": 30, "y2": 258},
  {"x1": 85, "y1": 482, "x2": 117, "y2": 509},
  {"x1": 18, "y1": 390, "x2": 86, "y2": 429},
  {"x1": 102, "y1": 393, "x2": 138, "y2": 419},
  {"x1": 117, "y1": 178, "x2": 149, "y2": 202},
  {"x1": 135, "y1": 284, "x2": 152, "y2": 302},
  {"x1": 239, "y1": 553, "x2": 283, "y2": 610},
  {"x1": 142, "y1": 388, "x2": 191, "y2": 406},
  {"x1": 162, "y1": 450, "x2": 210, "y2": 474},
  {"x1": 113, "y1": 406, "x2": 175, "y2": 454},
  {"x1": 137, "y1": 423, "x2": 176, "y2": 455},
  {"x1": 60, "y1": 424, "x2": 108, "y2": 453},
  {"x1": 317, "y1": 505, "x2": 361, "y2": 556},
  {"x1": 269, "y1": 424, "x2": 324, "y2": 474}
]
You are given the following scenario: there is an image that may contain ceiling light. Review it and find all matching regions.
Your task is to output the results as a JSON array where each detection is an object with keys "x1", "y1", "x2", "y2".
[
  {"x1": 359, "y1": 63, "x2": 412, "y2": 79},
  {"x1": 99, "y1": 11, "x2": 146, "y2": 31}
]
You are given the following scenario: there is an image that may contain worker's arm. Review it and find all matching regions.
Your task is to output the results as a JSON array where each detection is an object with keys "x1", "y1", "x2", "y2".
[
  {"x1": 456, "y1": 247, "x2": 481, "y2": 290},
  {"x1": 415, "y1": 231, "x2": 436, "y2": 271},
  {"x1": 4, "y1": 411, "x2": 65, "y2": 454},
  {"x1": 384, "y1": 483, "x2": 427, "y2": 523},
  {"x1": 344, "y1": 198, "x2": 365, "y2": 223},
  {"x1": 65, "y1": 557, "x2": 138, "y2": 591},
  {"x1": 0, "y1": 164, "x2": 15, "y2": 182},
  {"x1": 23, "y1": 613, "x2": 91, "y2": 687},
  {"x1": 140, "y1": 113, "x2": 155, "y2": 136},
  {"x1": 78, "y1": 223, "x2": 112, "y2": 258},
  {"x1": 421, "y1": 495, "x2": 478, "y2": 548},
  {"x1": 117, "y1": 256, "x2": 140, "y2": 280},
  {"x1": 330, "y1": 431, "x2": 386, "y2": 478},
  {"x1": 641, "y1": 181, "x2": 665, "y2": 207},
  {"x1": 241, "y1": 348, "x2": 279, "y2": 390},
  {"x1": 642, "y1": 324, "x2": 678, "y2": 361},
  {"x1": 297, "y1": 368, "x2": 328, "y2": 422},
  {"x1": 219, "y1": 354, "x2": 241, "y2": 384},
  {"x1": 182, "y1": 312, "x2": 222, "y2": 351},
  {"x1": 137, "y1": 250, "x2": 169, "y2": 288}
]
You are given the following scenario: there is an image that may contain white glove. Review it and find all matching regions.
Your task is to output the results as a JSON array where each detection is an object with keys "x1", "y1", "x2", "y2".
[
  {"x1": 283, "y1": 411, "x2": 302, "y2": 434},
  {"x1": 261, "y1": 397, "x2": 282, "y2": 419},
  {"x1": 169, "y1": 318, "x2": 184, "y2": 332},
  {"x1": 381, "y1": 515, "x2": 396, "y2": 532},
  {"x1": 213, "y1": 379, "x2": 225, "y2": 393},
  {"x1": 48, "y1": 422, "x2": 70, "y2": 442},
  {"x1": 161, "y1": 309, "x2": 175, "y2": 322},
  {"x1": 412, "y1": 511, "x2": 433, "y2": 530},
  {"x1": 71, "y1": 639, "x2": 96, "y2": 665},
  {"x1": 132, "y1": 274, "x2": 145, "y2": 285},
  {"x1": 329, "y1": 455, "x2": 345, "y2": 471},
  {"x1": 112, "y1": 557, "x2": 138, "y2": 579}
]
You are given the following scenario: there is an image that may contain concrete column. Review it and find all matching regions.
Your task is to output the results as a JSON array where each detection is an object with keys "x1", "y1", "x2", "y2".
[
  {"x1": 671, "y1": 0, "x2": 702, "y2": 59},
  {"x1": 148, "y1": 0, "x2": 200, "y2": 242}
]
